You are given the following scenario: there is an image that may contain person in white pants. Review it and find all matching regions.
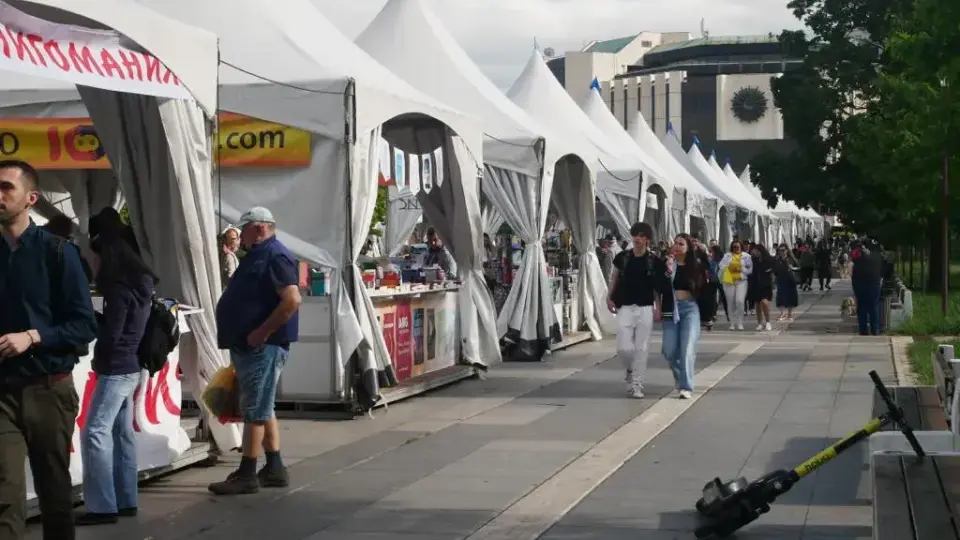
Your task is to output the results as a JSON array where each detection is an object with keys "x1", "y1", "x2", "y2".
[
  {"x1": 719, "y1": 240, "x2": 753, "y2": 330},
  {"x1": 607, "y1": 222, "x2": 664, "y2": 399}
]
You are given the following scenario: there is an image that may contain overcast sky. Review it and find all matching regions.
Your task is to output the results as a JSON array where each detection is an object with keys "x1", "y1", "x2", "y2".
[{"x1": 311, "y1": 0, "x2": 805, "y2": 89}]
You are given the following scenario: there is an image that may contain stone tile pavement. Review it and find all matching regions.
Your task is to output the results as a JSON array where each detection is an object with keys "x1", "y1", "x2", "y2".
[{"x1": 25, "y1": 282, "x2": 887, "y2": 540}]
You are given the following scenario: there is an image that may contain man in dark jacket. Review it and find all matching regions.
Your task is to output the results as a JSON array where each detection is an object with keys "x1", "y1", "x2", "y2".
[
  {"x1": 0, "y1": 160, "x2": 98, "y2": 540},
  {"x1": 851, "y1": 241, "x2": 883, "y2": 335}
]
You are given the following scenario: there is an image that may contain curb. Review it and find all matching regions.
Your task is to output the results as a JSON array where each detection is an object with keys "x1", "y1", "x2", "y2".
[{"x1": 890, "y1": 335, "x2": 917, "y2": 386}]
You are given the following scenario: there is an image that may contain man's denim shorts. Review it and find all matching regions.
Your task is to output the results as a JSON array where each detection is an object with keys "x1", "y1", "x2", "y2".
[{"x1": 230, "y1": 344, "x2": 288, "y2": 423}]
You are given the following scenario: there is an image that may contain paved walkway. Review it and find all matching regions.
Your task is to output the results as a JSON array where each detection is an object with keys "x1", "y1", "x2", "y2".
[{"x1": 27, "y1": 281, "x2": 886, "y2": 540}]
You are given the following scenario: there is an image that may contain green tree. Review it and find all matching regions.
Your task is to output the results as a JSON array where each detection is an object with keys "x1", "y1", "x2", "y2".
[
  {"x1": 750, "y1": 0, "x2": 912, "y2": 235},
  {"x1": 369, "y1": 185, "x2": 388, "y2": 237},
  {"x1": 844, "y1": 0, "x2": 960, "y2": 288}
]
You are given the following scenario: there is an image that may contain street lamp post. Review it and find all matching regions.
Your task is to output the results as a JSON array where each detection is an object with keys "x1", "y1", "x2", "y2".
[{"x1": 941, "y1": 77, "x2": 950, "y2": 317}]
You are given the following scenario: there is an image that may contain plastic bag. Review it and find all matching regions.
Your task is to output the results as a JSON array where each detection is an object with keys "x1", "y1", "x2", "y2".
[{"x1": 201, "y1": 365, "x2": 243, "y2": 424}]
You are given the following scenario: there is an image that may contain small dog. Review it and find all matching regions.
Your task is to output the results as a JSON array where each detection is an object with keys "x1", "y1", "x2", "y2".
[{"x1": 840, "y1": 297, "x2": 857, "y2": 317}]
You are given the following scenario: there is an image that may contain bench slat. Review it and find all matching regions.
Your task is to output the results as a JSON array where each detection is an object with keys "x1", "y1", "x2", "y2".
[
  {"x1": 918, "y1": 387, "x2": 950, "y2": 431},
  {"x1": 933, "y1": 456, "x2": 960, "y2": 539},
  {"x1": 874, "y1": 387, "x2": 949, "y2": 431},
  {"x1": 904, "y1": 456, "x2": 960, "y2": 539},
  {"x1": 873, "y1": 455, "x2": 917, "y2": 540},
  {"x1": 897, "y1": 388, "x2": 924, "y2": 433}
]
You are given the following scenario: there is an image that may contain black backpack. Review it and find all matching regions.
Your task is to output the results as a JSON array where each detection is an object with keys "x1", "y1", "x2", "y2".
[{"x1": 138, "y1": 297, "x2": 180, "y2": 376}]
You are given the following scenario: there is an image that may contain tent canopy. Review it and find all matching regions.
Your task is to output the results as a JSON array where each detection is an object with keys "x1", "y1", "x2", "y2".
[
  {"x1": 141, "y1": 0, "x2": 480, "y2": 154},
  {"x1": 661, "y1": 133, "x2": 735, "y2": 205},
  {"x1": 357, "y1": 0, "x2": 562, "y2": 176},
  {"x1": 1, "y1": 0, "x2": 219, "y2": 114},
  {"x1": 506, "y1": 50, "x2": 655, "y2": 187},
  {"x1": 720, "y1": 161, "x2": 773, "y2": 217}
]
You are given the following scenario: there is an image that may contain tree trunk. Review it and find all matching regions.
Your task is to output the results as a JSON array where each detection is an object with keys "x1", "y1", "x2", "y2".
[{"x1": 927, "y1": 220, "x2": 945, "y2": 293}]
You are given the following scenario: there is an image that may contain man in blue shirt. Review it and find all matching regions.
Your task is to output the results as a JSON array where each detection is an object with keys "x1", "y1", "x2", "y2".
[
  {"x1": 0, "y1": 160, "x2": 97, "y2": 539},
  {"x1": 209, "y1": 207, "x2": 301, "y2": 495}
]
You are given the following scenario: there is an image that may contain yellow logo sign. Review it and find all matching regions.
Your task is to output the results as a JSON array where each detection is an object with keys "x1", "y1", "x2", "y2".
[{"x1": 0, "y1": 113, "x2": 311, "y2": 170}]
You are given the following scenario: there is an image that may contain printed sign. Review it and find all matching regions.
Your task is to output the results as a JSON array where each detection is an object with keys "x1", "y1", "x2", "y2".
[
  {"x1": 394, "y1": 301, "x2": 413, "y2": 382},
  {"x1": 394, "y1": 149, "x2": 405, "y2": 188},
  {"x1": 0, "y1": 113, "x2": 311, "y2": 169},
  {"x1": 0, "y1": 1, "x2": 192, "y2": 101},
  {"x1": 411, "y1": 304, "x2": 425, "y2": 377}
]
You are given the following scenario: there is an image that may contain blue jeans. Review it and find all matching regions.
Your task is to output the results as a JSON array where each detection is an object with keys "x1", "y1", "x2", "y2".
[
  {"x1": 81, "y1": 373, "x2": 140, "y2": 514},
  {"x1": 231, "y1": 345, "x2": 288, "y2": 423},
  {"x1": 662, "y1": 299, "x2": 700, "y2": 391},
  {"x1": 854, "y1": 281, "x2": 882, "y2": 335}
]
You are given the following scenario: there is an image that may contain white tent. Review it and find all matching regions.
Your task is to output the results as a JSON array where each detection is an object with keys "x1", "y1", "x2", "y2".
[
  {"x1": 506, "y1": 50, "x2": 648, "y2": 337},
  {"x1": 688, "y1": 146, "x2": 756, "y2": 244},
  {"x1": 143, "y1": 0, "x2": 495, "y2": 405},
  {"x1": 508, "y1": 51, "x2": 668, "y2": 243},
  {"x1": 739, "y1": 165, "x2": 801, "y2": 246},
  {"x1": 726, "y1": 163, "x2": 775, "y2": 246},
  {"x1": 358, "y1": 0, "x2": 589, "y2": 356},
  {"x1": 660, "y1": 133, "x2": 735, "y2": 243},
  {"x1": 715, "y1": 160, "x2": 771, "y2": 243},
  {"x1": 0, "y1": 0, "x2": 238, "y2": 450}
]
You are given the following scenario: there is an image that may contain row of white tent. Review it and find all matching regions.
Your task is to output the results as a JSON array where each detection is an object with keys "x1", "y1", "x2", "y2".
[{"x1": 0, "y1": 0, "x2": 825, "y2": 452}]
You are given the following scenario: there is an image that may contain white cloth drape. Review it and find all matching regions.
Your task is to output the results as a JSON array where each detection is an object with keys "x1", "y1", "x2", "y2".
[
  {"x1": 418, "y1": 135, "x2": 500, "y2": 365},
  {"x1": 78, "y1": 89, "x2": 241, "y2": 452},
  {"x1": 385, "y1": 186, "x2": 422, "y2": 255},
  {"x1": 346, "y1": 127, "x2": 396, "y2": 404},
  {"x1": 596, "y1": 190, "x2": 639, "y2": 241},
  {"x1": 550, "y1": 159, "x2": 614, "y2": 339},
  {"x1": 482, "y1": 201, "x2": 506, "y2": 235},
  {"x1": 483, "y1": 164, "x2": 557, "y2": 348}
]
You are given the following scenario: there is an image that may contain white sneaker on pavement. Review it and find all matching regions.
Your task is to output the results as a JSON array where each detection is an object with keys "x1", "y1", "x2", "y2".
[
  {"x1": 629, "y1": 386, "x2": 645, "y2": 399},
  {"x1": 765, "y1": 322, "x2": 772, "y2": 331},
  {"x1": 756, "y1": 323, "x2": 765, "y2": 331},
  {"x1": 678, "y1": 390, "x2": 692, "y2": 399},
  {"x1": 737, "y1": 323, "x2": 744, "y2": 331}
]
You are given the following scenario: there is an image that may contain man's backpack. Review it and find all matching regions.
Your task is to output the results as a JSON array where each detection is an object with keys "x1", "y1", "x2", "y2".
[{"x1": 138, "y1": 298, "x2": 180, "y2": 376}]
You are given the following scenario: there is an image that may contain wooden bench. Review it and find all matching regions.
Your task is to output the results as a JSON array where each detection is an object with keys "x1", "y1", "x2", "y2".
[{"x1": 871, "y1": 357, "x2": 960, "y2": 539}]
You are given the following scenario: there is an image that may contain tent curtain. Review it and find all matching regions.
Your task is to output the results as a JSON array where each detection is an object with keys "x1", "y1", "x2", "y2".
[
  {"x1": 596, "y1": 189, "x2": 638, "y2": 240},
  {"x1": 550, "y1": 159, "x2": 614, "y2": 339},
  {"x1": 418, "y1": 135, "x2": 500, "y2": 365},
  {"x1": 385, "y1": 186, "x2": 422, "y2": 255},
  {"x1": 483, "y1": 163, "x2": 558, "y2": 352},
  {"x1": 78, "y1": 89, "x2": 241, "y2": 452},
  {"x1": 346, "y1": 126, "x2": 397, "y2": 405},
  {"x1": 481, "y1": 198, "x2": 506, "y2": 235}
]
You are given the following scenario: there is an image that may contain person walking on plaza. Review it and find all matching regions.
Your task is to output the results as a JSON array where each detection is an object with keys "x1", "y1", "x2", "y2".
[
  {"x1": 815, "y1": 239, "x2": 833, "y2": 291},
  {"x1": 607, "y1": 222, "x2": 664, "y2": 399},
  {"x1": 0, "y1": 160, "x2": 98, "y2": 540},
  {"x1": 661, "y1": 234, "x2": 705, "y2": 399},
  {"x1": 749, "y1": 244, "x2": 775, "y2": 331},
  {"x1": 774, "y1": 244, "x2": 800, "y2": 321},
  {"x1": 719, "y1": 240, "x2": 752, "y2": 330},
  {"x1": 209, "y1": 207, "x2": 302, "y2": 495},
  {"x1": 75, "y1": 231, "x2": 158, "y2": 526}
]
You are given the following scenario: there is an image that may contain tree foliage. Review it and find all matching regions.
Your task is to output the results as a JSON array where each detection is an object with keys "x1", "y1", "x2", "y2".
[
  {"x1": 369, "y1": 185, "x2": 388, "y2": 237},
  {"x1": 750, "y1": 0, "x2": 913, "y2": 235}
]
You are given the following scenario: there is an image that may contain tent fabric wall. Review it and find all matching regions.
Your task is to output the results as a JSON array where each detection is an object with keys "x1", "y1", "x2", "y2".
[
  {"x1": 77, "y1": 90, "x2": 241, "y2": 451},
  {"x1": 482, "y1": 200, "x2": 506, "y2": 235},
  {"x1": 551, "y1": 158, "x2": 614, "y2": 339},
  {"x1": 483, "y1": 164, "x2": 558, "y2": 351},
  {"x1": 596, "y1": 190, "x2": 639, "y2": 240},
  {"x1": 418, "y1": 136, "x2": 499, "y2": 365}
]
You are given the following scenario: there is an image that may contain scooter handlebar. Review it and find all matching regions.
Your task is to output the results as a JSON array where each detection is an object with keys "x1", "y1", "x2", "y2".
[{"x1": 869, "y1": 370, "x2": 926, "y2": 458}]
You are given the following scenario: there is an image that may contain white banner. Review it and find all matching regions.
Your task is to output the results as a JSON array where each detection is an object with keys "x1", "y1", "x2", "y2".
[
  {"x1": 25, "y1": 316, "x2": 191, "y2": 501},
  {"x1": 0, "y1": 0, "x2": 192, "y2": 101}
]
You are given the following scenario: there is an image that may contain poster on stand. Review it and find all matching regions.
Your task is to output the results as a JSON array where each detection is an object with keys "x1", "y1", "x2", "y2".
[
  {"x1": 423, "y1": 292, "x2": 458, "y2": 373},
  {"x1": 394, "y1": 301, "x2": 413, "y2": 381},
  {"x1": 378, "y1": 305, "x2": 405, "y2": 380},
  {"x1": 411, "y1": 301, "x2": 425, "y2": 377}
]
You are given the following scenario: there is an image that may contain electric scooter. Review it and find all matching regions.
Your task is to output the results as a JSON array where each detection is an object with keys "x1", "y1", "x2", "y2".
[{"x1": 693, "y1": 370, "x2": 925, "y2": 539}]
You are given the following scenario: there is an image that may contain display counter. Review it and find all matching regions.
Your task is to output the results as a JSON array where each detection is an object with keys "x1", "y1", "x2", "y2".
[
  {"x1": 25, "y1": 301, "x2": 209, "y2": 504},
  {"x1": 279, "y1": 283, "x2": 463, "y2": 405}
]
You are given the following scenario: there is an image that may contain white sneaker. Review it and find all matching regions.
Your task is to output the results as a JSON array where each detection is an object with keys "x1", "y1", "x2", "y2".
[
  {"x1": 756, "y1": 324, "x2": 765, "y2": 331},
  {"x1": 679, "y1": 390, "x2": 692, "y2": 399},
  {"x1": 629, "y1": 386, "x2": 645, "y2": 399},
  {"x1": 765, "y1": 322, "x2": 772, "y2": 331},
  {"x1": 737, "y1": 323, "x2": 744, "y2": 331},
  {"x1": 729, "y1": 324, "x2": 736, "y2": 331}
]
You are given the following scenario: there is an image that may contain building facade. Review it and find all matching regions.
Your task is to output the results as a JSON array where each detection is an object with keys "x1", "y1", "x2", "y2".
[{"x1": 546, "y1": 33, "x2": 801, "y2": 173}]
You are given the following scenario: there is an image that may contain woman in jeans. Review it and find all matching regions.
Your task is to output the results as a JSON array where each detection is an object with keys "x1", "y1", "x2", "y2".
[
  {"x1": 76, "y1": 231, "x2": 158, "y2": 526},
  {"x1": 661, "y1": 234, "x2": 706, "y2": 399},
  {"x1": 719, "y1": 240, "x2": 753, "y2": 330}
]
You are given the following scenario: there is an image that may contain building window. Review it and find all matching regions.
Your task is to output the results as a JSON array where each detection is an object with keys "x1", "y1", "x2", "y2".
[
  {"x1": 665, "y1": 80, "x2": 670, "y2": 129},
  {"x1": 650, "y1": 83, "x2": 656, "y2": 133}
]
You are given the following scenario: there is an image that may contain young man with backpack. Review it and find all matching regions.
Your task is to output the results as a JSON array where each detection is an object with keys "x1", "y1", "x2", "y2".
[
  {"x1": 606, "y1": 222, "x2": 666, "y2": 399},
  {"x1": 0, "y1": 160, "x2": 98, "y2": 540}
]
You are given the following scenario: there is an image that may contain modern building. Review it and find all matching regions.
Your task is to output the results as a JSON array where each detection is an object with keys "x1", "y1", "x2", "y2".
[{"x1": 545, "y1": 32, "x2": 802, "y2": 172}]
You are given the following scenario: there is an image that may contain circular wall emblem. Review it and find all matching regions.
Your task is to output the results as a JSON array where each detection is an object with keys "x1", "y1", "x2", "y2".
[{"x1": 730, "y1": 86, "x2": 769, "y2": 124}]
